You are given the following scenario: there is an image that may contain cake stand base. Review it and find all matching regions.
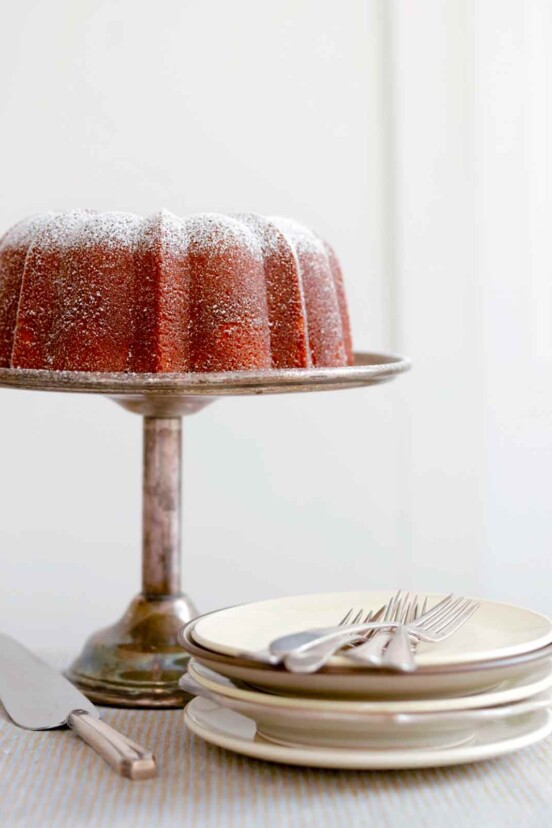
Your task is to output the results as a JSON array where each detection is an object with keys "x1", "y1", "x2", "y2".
[
  {"x1": 0, "y1": 352, "x2": 410, "y2": 708},
  {"x1": 66, "y1": 593, "x2": 197, "y2": 707}
]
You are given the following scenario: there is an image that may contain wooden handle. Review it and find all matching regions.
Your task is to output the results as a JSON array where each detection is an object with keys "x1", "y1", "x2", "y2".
[{"x1": 67, "y1": 710, "x2": 157, "y2": 780}]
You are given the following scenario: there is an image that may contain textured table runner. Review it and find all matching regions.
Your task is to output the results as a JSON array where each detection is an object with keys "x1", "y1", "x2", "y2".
[{"x1": 0, "y1": 655, "x2": 551, "y2": 828}]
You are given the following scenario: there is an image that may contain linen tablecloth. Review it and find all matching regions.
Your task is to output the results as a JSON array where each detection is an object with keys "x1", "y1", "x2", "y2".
[{"x1": 0, "y1": 653, "x2": 551, "y2": 828}]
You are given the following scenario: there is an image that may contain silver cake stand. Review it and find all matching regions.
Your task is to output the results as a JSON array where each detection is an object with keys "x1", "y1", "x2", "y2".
[{"x1": 0, "y1": 351, "x2": 410, "y2": 707}]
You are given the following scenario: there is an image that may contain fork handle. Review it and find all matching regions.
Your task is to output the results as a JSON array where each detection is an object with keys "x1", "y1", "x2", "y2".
[
  {"x1": 269, "y1": 621, "x2": 400, "y2": 658},
  {"x1": 345, "y1": 631, "x2": 393, "y2": 665},
  {"x1": 283, "y1": 633, "x2": 361, "y2": 673},
  {"x1": 381, "y1": 626, "x2": 417, "y2": 672}
]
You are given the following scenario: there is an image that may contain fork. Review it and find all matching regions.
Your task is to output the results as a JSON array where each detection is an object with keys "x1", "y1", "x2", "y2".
[
  {"x1": 359, "y1": 596, "x2": 480, "y2": 672},
  {"x1": 282, "y1": 592, "x2": 403, "y2": 673},
  {"x1": 266, "y1": 590, "x2": 403, "y2": 661},
  {"x1": 284, "y1": 593, "x2": 460, "y2": 673},
  {"x1": 378, "y1": 595, "x2": 422, "y2": 671},
  {"x1": 258, "y1": 594, "x2": 472, "y2": 672},
  {"x1": 347, "y1": 592, "x2": 423, "y2": 666},
  {"x1": 280, "y1": 605, "x2": 388, "y2": 673},
  {"x1": 239, "y1": 606, "x2": 373, "y2": 665}
]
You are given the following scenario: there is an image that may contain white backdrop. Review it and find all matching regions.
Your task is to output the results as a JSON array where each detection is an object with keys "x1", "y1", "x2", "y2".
[{"x1": 0, "y1": 0, "x2": 550, "y2": 653}]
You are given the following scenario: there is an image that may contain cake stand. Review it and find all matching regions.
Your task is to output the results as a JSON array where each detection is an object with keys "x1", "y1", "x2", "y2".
[{"x1": 0, "y1": 352, "x2": 410, "y2": 707}]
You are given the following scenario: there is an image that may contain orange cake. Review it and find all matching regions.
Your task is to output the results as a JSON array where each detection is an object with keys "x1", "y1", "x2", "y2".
[{"x1": 0, "y1": 211, "x2": 353, "y2": 373}]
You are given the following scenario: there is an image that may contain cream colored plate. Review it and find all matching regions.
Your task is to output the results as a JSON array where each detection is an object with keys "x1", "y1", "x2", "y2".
[
  {"x1": 188, "y1": 658, "x2": 552, "y2": 714},
  {"x1": 184, "y1": 662, "x2": 552, "y2": 750},
  {"x1": 184, "y1": 698, "x2": 552, "y2": 769},
  {"x1": 193, "y1": 591, "x2": 552, "y2": 669},
  {"x1": 191, "y1": 648, "x2": 552, "y2": 699}
]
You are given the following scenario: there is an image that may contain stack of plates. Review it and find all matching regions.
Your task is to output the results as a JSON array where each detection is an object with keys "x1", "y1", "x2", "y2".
[{"x1": 178, "y1": 591, "x2": 552, "y2": 769}]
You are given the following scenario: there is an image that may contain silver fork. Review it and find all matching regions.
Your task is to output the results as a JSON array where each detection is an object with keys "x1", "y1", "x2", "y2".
[
  {"x1": 347, "y1": 592, "x2": 422, "y2": 666},
  {"x1": 406, "y1": 597, "x2": 480, "y2": 644},
  {"x1": 240, "y1": 606, "x2": 371, "y2": 665},
  {"x1": 267, "y1": 590, "x2": 403, "y2": 661},
  {"x1": 285, "y1": 593, "x2": 459, "y2": 674},
  {"x1": 340, "y1": 608, "x2": 368, "y2": 627},
  {"x1": 379, "y1": 594, "x2": 422, "y2": 671},
  {"x1": 282, "y1": 593, "x2": 402, "y2": 674},
  {"x1": 379, "y1": 597, "x2": 480, "y2": 672},
  {"x1": 281, "y1": 604, "x2": 389, "y2": 673},
  {"x1": 282, "y1": 592, "x2": 448, "y2": 673},
  {"x1": 306, "y1": 592, "x2": 420, "y2": 669},
  {"x1": 265, "y1": 593, "x2": 470, "y2": 672}
]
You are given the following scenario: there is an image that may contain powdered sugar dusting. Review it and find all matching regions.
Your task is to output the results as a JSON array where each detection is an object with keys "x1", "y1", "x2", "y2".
[
  {"x1": 234, "y1": 213, "x2": 285, "y2": 259},
  {"x1": 156, "y1": 209, "x2": 188, "y2": 255},
  {"x1": 68, "y1": 212, "x2": 143, "y2": 250},
  {"x1": 1, "y1": 208, "x2": 352, "y2": 373},
  {"x1": 138, "y1": 209, "x2": 188, "y2": 257},
  {"x1": 0, "y1": 213, "x2": 58, "y2": 251},
  {"x1": 137, "y1": 211, "x2": 263, "y2": 260},
  {"x1": 269, "y1": 216, "x2": 326, "y2": 257},
  {"x1": 0, "y1": 211, "x2": 320, "y2": 259},
  {"x1": 185, "y1": 213, "x2": 262, "y2": 259},
  {"x1": 269, "y1": 217, "x2": 346, "y2": 367},
  {"x1": 27, "y1": 211, "x2": 93, "y2": 252}
]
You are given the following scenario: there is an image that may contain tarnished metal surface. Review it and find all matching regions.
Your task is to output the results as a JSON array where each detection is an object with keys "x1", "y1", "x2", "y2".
[
  {"x1": 66, "y1": 594, "x2": 197, "y2": 707},
  {"x1": 1, "y1": 352, "x2": 411, "y2": 706},
  {"x1": 0, "y1": 352, "x2": 410, "y2": 398},
  {"x1": 142, "y1": 419, "x2": 181, "y2": 597},
  {"x1": 67, "y1": 418, "x2": 197, "y2": 707}
]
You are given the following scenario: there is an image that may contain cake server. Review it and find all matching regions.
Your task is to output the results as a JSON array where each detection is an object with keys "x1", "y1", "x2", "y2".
[{"x1": 0, "y1": 632, "x2": 156, "y2": 780}]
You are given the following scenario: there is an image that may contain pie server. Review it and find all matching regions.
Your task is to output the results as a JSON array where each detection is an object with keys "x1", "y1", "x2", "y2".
[{"x1": 0, "y1": 632, "x2": 156, "y2": 780}]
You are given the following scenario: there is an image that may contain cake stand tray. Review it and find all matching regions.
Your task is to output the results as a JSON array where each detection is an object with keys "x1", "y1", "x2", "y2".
[{"x1": 0, "y1": 351, "x2": 410, "y2": 707}]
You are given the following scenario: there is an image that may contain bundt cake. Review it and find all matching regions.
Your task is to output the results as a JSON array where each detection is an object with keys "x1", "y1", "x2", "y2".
[{"x1": 0, "y1": 211, "x2": 353, "y2": 373}]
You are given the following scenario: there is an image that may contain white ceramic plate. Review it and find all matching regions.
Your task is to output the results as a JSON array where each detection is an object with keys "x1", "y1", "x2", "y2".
[
  {"x1": 187, "y1": 658, "x2": 552, "y2": 714},
  {"x1": 184, "y1": 698, "x2": 552, "y2": 769},
  {"x1": 192, "y1": 591, "x2": 552, "y2": 669},
  {"x1": 184, "y1": 662, "x2": 552, "y2": 750},
  {"x1": 182, "y1": 620, "x2": 552, "y2": 699}
]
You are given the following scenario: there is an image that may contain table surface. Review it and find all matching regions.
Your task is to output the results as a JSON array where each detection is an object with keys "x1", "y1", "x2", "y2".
[{"x1": 0, "y1": 653, "x2": 551, "y2": 828}]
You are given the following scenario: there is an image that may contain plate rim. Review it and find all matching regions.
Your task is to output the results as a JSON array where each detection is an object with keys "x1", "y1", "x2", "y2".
[
  {"x1": 184, "y1": 697, "x2": 552, "y2": 770},
  {"x1": 187, "y1": 658, "x2": 552, "y2": 715}
]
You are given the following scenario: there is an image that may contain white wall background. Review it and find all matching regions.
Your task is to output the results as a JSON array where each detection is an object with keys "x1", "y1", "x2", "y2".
[{"x1": 0, "y1": 0, "x2": 550, "y2": 654}]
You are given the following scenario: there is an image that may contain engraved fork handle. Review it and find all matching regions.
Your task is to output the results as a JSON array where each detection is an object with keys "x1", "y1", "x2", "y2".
[{"x1": 67, "y1": 710, "x2": 157, "y2": 780}]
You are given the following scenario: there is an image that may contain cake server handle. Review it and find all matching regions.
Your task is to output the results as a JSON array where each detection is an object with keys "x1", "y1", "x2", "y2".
[{"x1": 67, "y1": 710, "x2": 157, "y2": 780}]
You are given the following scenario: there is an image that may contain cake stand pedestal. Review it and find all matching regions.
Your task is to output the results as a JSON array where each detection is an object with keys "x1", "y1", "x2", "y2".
[{"x1": 0, "y1": 352, "x2": 409, "y2": 707}]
